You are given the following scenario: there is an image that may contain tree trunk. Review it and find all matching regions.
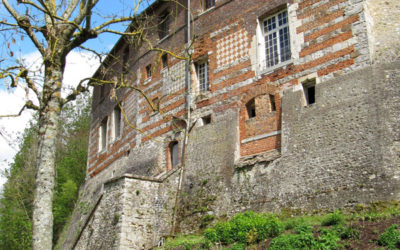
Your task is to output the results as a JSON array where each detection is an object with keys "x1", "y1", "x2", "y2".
[{"x1": 32, "y1": 62, "x2": 64, "y2": 250}]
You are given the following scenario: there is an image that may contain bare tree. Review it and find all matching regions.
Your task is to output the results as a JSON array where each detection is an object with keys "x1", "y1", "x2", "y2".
[{"x1": 0, "y1": 1, "x2": 191, "y2": 249}]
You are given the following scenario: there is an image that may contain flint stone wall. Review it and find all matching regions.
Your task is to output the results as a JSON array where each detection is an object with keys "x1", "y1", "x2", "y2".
[{"x1": 177, "y1": 62, "x2": 400, "y2": 231}]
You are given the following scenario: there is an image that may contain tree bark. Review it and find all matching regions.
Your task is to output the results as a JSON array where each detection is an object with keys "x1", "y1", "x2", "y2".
[{"x1": 32, "y1": 61, "x2": 64, "y2": 250}]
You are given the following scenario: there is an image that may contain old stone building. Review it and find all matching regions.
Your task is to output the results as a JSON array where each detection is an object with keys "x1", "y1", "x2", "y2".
[{"x1": 61, "y1": 0, "x2": 400, "y2": 249}]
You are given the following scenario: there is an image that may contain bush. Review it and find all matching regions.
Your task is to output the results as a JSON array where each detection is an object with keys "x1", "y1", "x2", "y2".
[
  {"x1": 316, "y1": 229, "x2": 340, "y2": 249},
  {"x1": 203, "y1": 211, "x2": 284, "y2": 245},
  {"x1": 294, "y1": 223, "x2": 313, "y2": 234},
  {"x1": 269, "y1": 232, "x2": 315, "y2": 249},
  {"x1": 321, "y1": 210, "x2": 344, "y2": 226},
  {"x1": 270, "y1": 225, "x2": 341, "y2": 250},
  {"x1": 333, "y1": 225, "x2": 360, "y2": 240},
  {"x1": 378, "y1": 224, "x2": 400, "y2": 249}
]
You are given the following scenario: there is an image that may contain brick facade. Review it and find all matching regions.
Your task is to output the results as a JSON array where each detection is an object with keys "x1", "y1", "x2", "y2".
[
  {"x1": 87, "y1": 0, "x2": 372, "y2": 176},
  {"x1": 60, "y1": 0, "x2": 400, "y2": 248}
]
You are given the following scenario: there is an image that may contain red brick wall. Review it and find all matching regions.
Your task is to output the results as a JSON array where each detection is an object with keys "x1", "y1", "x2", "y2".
[{"x1": 87, "y1": 0, "x2": 369, "y2": 176}]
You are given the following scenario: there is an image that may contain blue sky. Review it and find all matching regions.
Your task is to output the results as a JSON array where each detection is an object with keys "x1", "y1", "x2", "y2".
[{"x1": 0, "y1": 0, "x2": 155, "y2": 62}]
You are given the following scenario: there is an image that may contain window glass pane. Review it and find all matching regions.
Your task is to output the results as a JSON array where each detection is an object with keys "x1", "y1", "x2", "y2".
[
  {"x1": 279, "y1": 27, "x2": 291, "y2": 62},
  {"x1": 197, "y1": 62, "x2": 209, "y2": 92},
  {"x1": 171, "y1": 142, "x2": 179, "y2": 167},
  {"x1": 266, "y1": 33, "x2": 278, "y2": 67},
  {"x1": 100, "y1": 118, "x2": 107, "y2": 150},
  {"x1": 278, "y1": 11, "x2": 288, "y2": 26},
  {"x1": 114, "y1": 107, "x2": 121, "y2": 138},
  {"x1": 263, "y1": 10, "x2": 290, "y2": 68},
  {"x1": 264, "y1": 16, "x2": 276, "y2": 33}
]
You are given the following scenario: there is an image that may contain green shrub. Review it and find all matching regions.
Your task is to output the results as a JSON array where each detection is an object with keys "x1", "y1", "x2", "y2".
[
  {"x1": 270, "y1": 225, "x2": 341, "y2": 250},
  {"x1": 378, "y1": 224, "x2": 400, "y2": 249},
  {"x1": 321, "y1": 210, "x2": 344, "y2": 226},
  {"x1": 204, "y1": 228, "x2": 218, "y2": 243},
  {"x1": 269, "y1": 232, "x2": 315, "y2": 249},
  {"x1": 203, "y1": 211, "x2": 283, "y2": 245},
  {"x1": 316, "y1": 229, "x2": 340, "y2": 249},
  {"x1": 294, "y1": 223, "x2": 313, "y2": 234},
  {"x1": 333, "y1": 225, "x2": 360, "y2": 240}
]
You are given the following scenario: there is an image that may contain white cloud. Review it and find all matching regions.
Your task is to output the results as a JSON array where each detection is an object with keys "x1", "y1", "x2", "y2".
[{"x1": 0, "y1": 51, "x2": 100, "y2": 189}]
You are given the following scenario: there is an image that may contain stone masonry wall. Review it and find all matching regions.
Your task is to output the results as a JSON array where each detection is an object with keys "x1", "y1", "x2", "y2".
[
  {"x1": 176, "y1": 62, "x2": 400, "y2": 232},
  {"x1": 71, "y1": 170, "x2": 180, "y2": 249},
  {"x1": 61, "y1": 0, "x2": 400, "y2": 248},
  {"x1": 86, "y1": 0, "x2": 373, "y2": 179},
  {"x1": 364, "y1": 0, "x2": 400, "y2": 63}
]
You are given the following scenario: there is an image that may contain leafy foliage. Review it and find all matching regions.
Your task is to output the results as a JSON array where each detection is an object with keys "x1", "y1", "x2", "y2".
[
  {"x1": 0, "y1": 95, "x2": 91, "y2": 248},
  {"x1": 321, "y1": 210, "x2": 344, "y2": 226},
  {"x1": 269, "y1": 223, "x2": 341, "y2": 250},
  {"x1": 378, "y1": 224, "x2": 400, "y2": 249},
  {"x1": 204, "y1": 211, "x2": 284, "y2": 245},
  {"x1": 159, "y1": 202, "x2": 400, "y2": 250},
  {"x1": 0, "y1": 119, "x2": 38, "y2": 249}
]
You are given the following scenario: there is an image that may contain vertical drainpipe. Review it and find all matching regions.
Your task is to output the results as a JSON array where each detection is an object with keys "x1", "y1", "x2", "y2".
[
  {"x1": 172, "y1": 0, "x2": 191, "y2": 236},
  {"x1": 185, "y1": 0, "x2": 191, "y2": 146}
]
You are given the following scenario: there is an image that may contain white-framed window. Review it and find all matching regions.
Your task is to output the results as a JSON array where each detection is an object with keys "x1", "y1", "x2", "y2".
[
  {"x1": 99, "y1": 117, "x2": 108, "y2": 151},
  {"x1": 262, "y1": 9, "x2": 291, "y2": 68},
  {"x1": 112, "y1": 106, "x2": 122, "y2": 140},
  {"x1": 196, "y1": 61, "x2": 209, "y2": 92}
]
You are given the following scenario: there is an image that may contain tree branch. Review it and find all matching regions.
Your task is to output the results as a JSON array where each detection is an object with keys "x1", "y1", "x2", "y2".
[
  {"x1": 0, "y1": 101, "x2": 39, "y2": 118},
  {"x1": 62, "y1": 0, "x2": 80, "y2": 20},
  {"x1": 2, "y1": 0, "x2": 46, "y2": 55},
  {"x1": 63, "y1": 0, "x2": 100, "y2": 40},
  {"x1": 92, "y1": 16, "x2": 136, "y2": 32}
]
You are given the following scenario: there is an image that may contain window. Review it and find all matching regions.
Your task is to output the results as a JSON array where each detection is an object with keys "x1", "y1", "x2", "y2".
[
  {"x1": 302, "y1": 79, "x2": 316, "y2": 105},
  {"x1": 146, "y1": 64, "x2": 152, "y2": 79},
  {"x1": 204, "y1": 0, "x2": 215, "y2": 10},
  {"x1": 269, "y1": 94, "x2": 276, "y2": 111},
  {"x1": 263, "y1": 10, "x2": 291, "y2": 68},
  {"x1": 167, "y1": 141, "x2": 179, "y2": 170},
  {"x1": 113, "y1": 106, "x2": 122, "y2": 139},
  {"x1": 201, "y1": 115, "x2": 212, "y2": 125},
  {"x1": 246, "y1": 98, "x2": 256, "y2": 119},
  {"x1": 122, "y1": 47, "x2": 129, "y2": 73},
  {"x1": 99, "y1": 117, "x2": 108, "y2": 151},
  {"x1": 196, "y1": 61, "x2": 209, "y2": 92},
  {"x1": 159, "y1": 11, "x2": 170, "y2": 39},
  {"x1": 162, "y1": 54, "x2": 168, "y2": 69}
]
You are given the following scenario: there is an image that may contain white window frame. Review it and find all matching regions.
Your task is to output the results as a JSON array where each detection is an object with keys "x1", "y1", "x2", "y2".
[
  {"x1": 112, "y1": 106, "x2": 122, "y2": 141},
  {"x1": 99, "y1": 117, "x2": 108, "y2": 152},
  {"x1": 196, "y1": 60, "x2": 210, "y2": 92},
  {"x1": 258, "y1": 9, "x2": 292, "y2": 71}
]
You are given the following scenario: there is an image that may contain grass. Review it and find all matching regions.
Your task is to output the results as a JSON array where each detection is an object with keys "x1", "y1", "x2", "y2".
[
  {"x1": 158, "y1": 235, "x2": 209, "y2": 250},
  {"x1": 156, "y1": 201, "x2": 400, "y2": 249}
]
